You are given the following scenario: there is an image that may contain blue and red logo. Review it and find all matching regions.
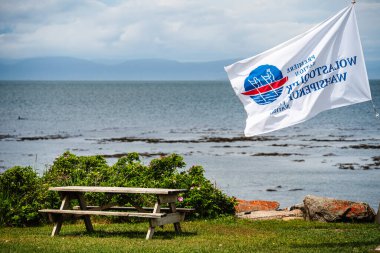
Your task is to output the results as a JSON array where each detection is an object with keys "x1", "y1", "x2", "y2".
[{"x1": 242, "y1": 65, "x2": 288, "y2": 105}]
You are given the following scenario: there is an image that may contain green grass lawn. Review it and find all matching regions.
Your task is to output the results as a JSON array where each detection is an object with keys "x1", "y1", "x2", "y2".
[{"x1": 0, "y1": 216, "x2": 379, "y2": 253}]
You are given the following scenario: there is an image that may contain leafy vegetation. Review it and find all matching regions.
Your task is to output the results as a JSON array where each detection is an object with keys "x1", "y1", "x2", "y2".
[
  {"x1": 0, "y1": 152, "x2": 236, "y2": 227},
  {"x1": 0, "y1": 166, "x2": 49, "y2": 227}
]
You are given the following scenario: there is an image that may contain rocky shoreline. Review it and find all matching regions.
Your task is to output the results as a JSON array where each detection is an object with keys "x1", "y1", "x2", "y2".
[{"x1": 236, "y1": 195, "x2": 379, "y2": 223}]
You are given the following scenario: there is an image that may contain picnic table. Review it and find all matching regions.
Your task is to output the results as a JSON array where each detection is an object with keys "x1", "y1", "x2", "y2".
[{"x1": 39, "y1": 186, "x2": 193, "y2": 239}]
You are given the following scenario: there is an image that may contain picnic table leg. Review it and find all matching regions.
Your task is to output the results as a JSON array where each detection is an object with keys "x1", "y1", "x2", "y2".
[
  {"x1": 146, "y1": 198, "x2": 161, "y2": 240},
  {"x1": 169, "y1": 202, "x2": 182, "y2": 233},
  {"x1": 77, "y1": 193, "x2": 94, "y2": 233},
  {"x1": 51, "y1": 194, "x2": 70, "y2": 237}
]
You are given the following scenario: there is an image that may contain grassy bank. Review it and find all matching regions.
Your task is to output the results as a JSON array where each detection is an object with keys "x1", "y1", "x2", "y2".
[{"x1": 0, "y1": 217, "x2": 379, "y2": 253}]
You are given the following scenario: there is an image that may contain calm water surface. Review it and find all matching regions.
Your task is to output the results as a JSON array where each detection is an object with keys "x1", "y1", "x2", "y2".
[{"x1": 0, "y1": 80, "x2": 379, "y2": 209}]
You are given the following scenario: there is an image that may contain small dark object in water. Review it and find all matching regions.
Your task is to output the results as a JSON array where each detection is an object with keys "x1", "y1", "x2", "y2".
[
  {"x1": 266, "y1": 189, "x2": 277, "y2": 192},
  {"x1": 337, "y1": 163, "x2": 359, "y2": 170},
  {"x1": 271, "y1": 144, "x2": 289, "y2": 147},
  {"x1": 323, "y1": 153, "x2": 337, "y2": 157},
  {"x1": 289, "y1": 188, "x2": 304, "y2": 191}
]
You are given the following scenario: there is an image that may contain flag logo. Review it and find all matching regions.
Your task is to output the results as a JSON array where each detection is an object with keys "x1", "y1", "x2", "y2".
[{"x1": 242, "y1": 65, "x2": 288, "y2": 105}]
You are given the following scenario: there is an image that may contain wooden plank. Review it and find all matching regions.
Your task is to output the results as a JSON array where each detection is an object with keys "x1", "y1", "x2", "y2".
[
  {"x1": 150, "y1": 213, "x2": 185, "y2": 227},
  {"x1": 39, "y1": 209, "x2": 166, "y2": 218},
  {"x1": 169, "y1": 202, "x2": 182, "y2": 233},
  {"x1": 77, "y1": 193, "x2": 94, "y2": 232},
  {"x1": 51, "y1": 194, "x2": 70, "y2": 237},
  {"x1": 152, "y1": 199, "x2": 161, "y2": 214},
  {"x1": 48, "y1": 186, "x2": 187, "y2": 195},
  {"x1": 74, "y1": 206, "x2": 195, "y2": 213},
  {"x1": 158, "y1": 194, "x2": 178, "y2": 204},
  {"x1": 146, "y1": 197, "x2": 161, "y2": 240},
  {"x1": 146, "y1": 221, "x2": 155, "y2": 240}
]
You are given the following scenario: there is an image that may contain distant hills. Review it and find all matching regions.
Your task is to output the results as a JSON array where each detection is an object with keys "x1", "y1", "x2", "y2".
[
  {"x1": 0, "y1": 56, "x2": 378, "y2": 80},
  {"x1": 0, "y1": 57, "x2": 234, "y2": 80}
]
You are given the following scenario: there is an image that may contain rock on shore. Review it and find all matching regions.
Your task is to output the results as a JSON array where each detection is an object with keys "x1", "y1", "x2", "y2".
[
  {"x1": 303, "y1": 195, "x2": 376, "y2": 222},
  {"x1": 237, "y1": 209, "x2": 304, "y2": 221},
  {"x1": 235, "y1": 199, "x2": 303, "y2": 220},
  {"x1": 235, "y1": 199, "x2": 280, "y2": 213}
]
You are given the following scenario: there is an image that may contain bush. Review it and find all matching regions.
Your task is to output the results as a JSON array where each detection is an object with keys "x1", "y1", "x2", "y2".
[
  {"x1": 0, "y1": 166, "x2": 48, "y2": 226},
  {"x1": 43, "y1": 152, "x2": 110, "y2": 186},
  {"x1": 43, "y1": 152, "x2": 111, "y2": 206},
  {"x1": 0, "y1": 152, "x2": 236, "y2": 226}
]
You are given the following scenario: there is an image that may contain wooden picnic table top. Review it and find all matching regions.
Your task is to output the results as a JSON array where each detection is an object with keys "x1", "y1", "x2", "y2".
[{"x1": 49, "y1": 186, "x2": 188, "y2": 195}]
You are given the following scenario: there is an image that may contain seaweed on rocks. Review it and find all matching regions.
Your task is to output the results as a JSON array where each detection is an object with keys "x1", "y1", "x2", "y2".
[
  {"x1": 360, "y1": 156, "x2": 380, "y2": 170},
  {"x1": 271, "y1": 144, "x2": 289, "y2": 147},
  {"x1": 99, "y1": 135, "x2": 280, "y2": 144},
  {"x1": 201, "y1": 136, "x2": 279, "y2": 142},
  {"x1": 97, "y1": 137, "x2": 165, "y2": 144},
  {"x1": 306, "y1": 137, "x2": 380, "y2": 142},
  {"x1": 211, "y1": 145, "x2": 250, "y2": 148},
  {"x1": 323, "y1": 153, "x2": 337, "y2": 157},
  {"x1": 360, "y1": 163, "x2": 380, "y2": 170},
  {"x1": 335, "y1": 161, "x2": 380, "y2": 170},
  {"x1": 345, "y1": 144, "x2": 380, "y2": 149},
  {"x1": 306, "y1": 138, "x2": 352, "y2": 142},
  {"x1": 292, "y1": 159, "x2": 305, "y2": 162},
  {"x1": 17, "y1": 134, "x2": 75, "y2": 141},
  {"x1": 101, "y1": 152, "x2": 168, "y2": 158},
  {"x1": 336, "y1": 163, "x2": 359, "y2": 170},
  {"x1": 373, "y1": 156, "x2": 380, "y2": 164},
  {"x1": 252, "y1": 152, "x2": 304, "y2": 157},
  {"x1": 0, "y1": 134, "x2": 13, "y2": 140},
  {"x1": 71, "y1": 148, "x2": 89, "y2": 152},
  {"x1": 288, "y1": 188, "x2": 304, "y2": 191}
]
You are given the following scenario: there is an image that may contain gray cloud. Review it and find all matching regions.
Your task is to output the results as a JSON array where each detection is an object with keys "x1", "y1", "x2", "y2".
[{"x1": 0, "y1": 0, "x2": 378, "y2": 62}]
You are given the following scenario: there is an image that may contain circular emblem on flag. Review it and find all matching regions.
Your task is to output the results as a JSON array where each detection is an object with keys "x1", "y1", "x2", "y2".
[{"x1": 242, "y1": 64, "x2": 288, "y2": 105}]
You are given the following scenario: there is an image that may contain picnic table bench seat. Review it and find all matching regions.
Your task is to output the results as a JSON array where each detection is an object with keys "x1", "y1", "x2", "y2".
[
  {"x1": 72, "y1": 205, "x2": 195, "y2": 213},
  {"x1": 39, "y1": 209, "x2": 167, "y2": 218}
]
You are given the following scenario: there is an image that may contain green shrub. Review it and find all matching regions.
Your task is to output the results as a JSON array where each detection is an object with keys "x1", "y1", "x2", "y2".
[
  {"x1": 0, "y1": 152, "x2": 236, "y2": 227},
  {"x1": 176, "y1": 166, "x2": 236, "y2": 218},
  {"x1": 43, "y1": 151, "x2": 109, "y2": 186},
  {"x1": 43, "y1": 151, "x2": 112, "y2": 207},
  {"x1": 0, "y1": 166, "x2": 48, "y2": 226}
]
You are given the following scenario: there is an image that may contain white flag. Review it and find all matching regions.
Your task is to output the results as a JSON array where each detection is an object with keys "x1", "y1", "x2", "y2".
[{"x1": 225, "y1": 4, "x2": 372, "y2": 136}]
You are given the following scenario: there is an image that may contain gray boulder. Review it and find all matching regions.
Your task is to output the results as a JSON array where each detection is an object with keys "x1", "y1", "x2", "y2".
[{"x1": 303, "y1": 195, "x2": 375, "y2": 222}]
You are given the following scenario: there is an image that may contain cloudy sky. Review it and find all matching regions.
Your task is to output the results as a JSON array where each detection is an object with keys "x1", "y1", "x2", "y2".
[{"x1": 0, "y1": 0, "x2": 379, "y2": 62}]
